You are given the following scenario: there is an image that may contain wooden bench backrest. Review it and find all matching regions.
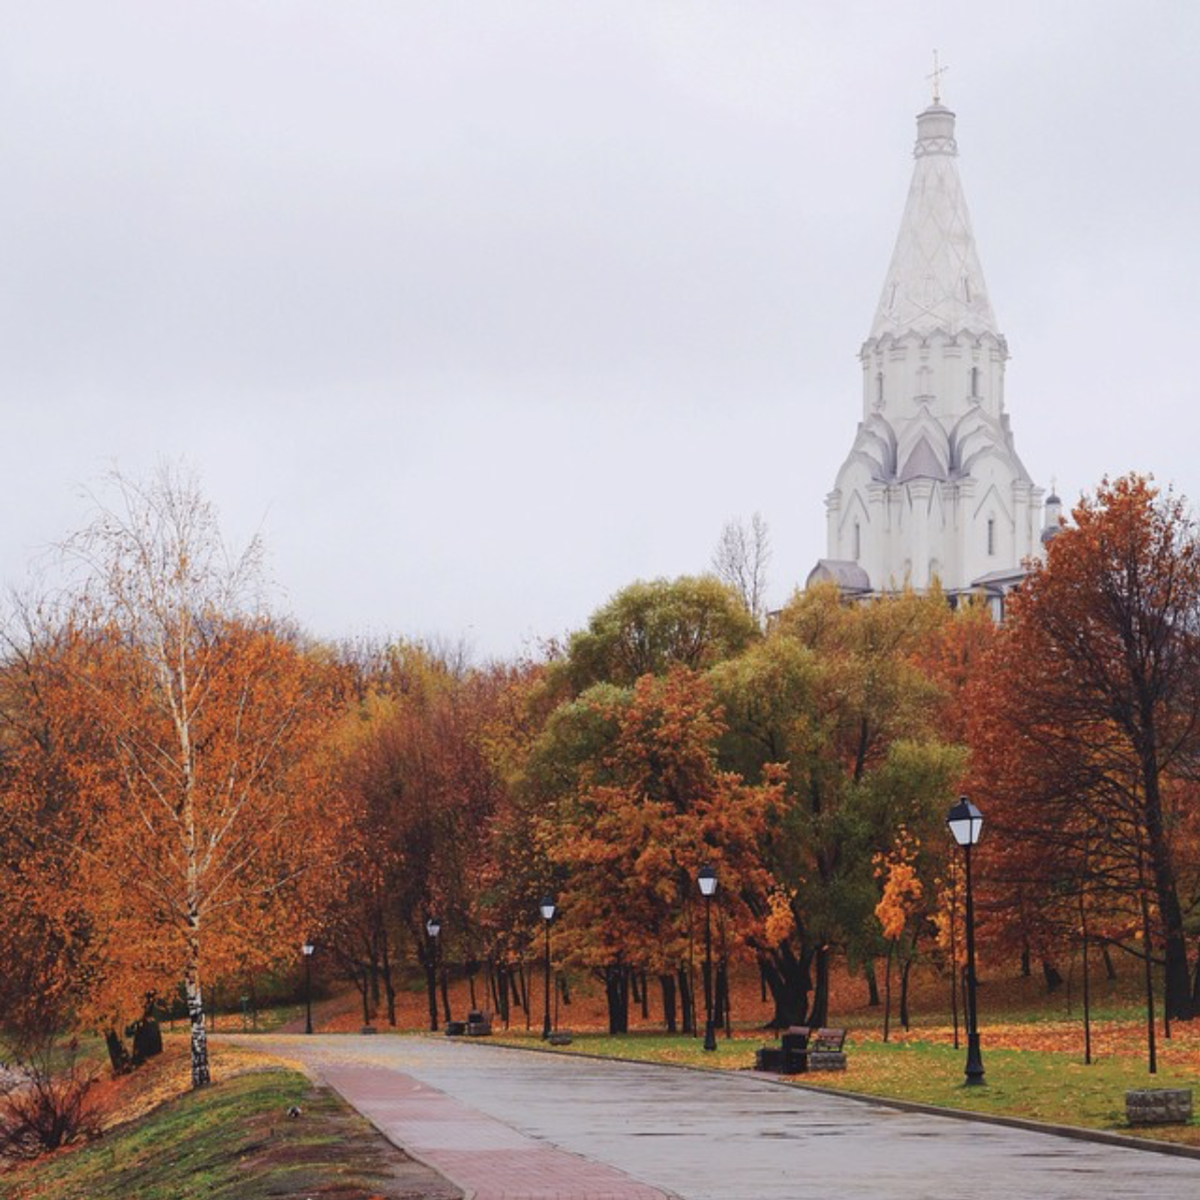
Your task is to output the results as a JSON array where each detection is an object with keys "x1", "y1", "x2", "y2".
[{"x1": 812, "y1": 1027, "x2": 846, "y2": 1050}]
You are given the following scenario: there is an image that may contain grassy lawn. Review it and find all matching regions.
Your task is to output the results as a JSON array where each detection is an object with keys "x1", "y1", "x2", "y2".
[
  {"x1": 487, "y1": 1028, "x2": 1199, "y2": 1146},
  {"x1": 0, "y1": 1051, "x2": 458, "y2": 1200}
]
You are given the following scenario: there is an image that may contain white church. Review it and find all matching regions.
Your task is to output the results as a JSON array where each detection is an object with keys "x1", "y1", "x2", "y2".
[{"x1": 806, "y1": 91, "x2": 1060, "y2": 615}]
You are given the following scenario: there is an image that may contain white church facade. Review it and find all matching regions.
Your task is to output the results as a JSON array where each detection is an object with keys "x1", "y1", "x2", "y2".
[{"x1": 807, "y1": 96, "x2": 1059, "y2": 612}]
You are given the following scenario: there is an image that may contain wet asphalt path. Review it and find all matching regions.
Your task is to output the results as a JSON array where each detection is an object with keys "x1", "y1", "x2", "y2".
[{"x1": 235, "y1": 1033, "x2": 1200, "y2": 1200}]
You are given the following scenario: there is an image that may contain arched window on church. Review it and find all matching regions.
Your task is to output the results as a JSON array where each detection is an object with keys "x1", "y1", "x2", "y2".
[
  {"x1": 970, "y1": 366, "x2": 980, "y2": 398},
  {"x1": 854, "y1": 521, "x2": 861, "y2": 561},
  {"x1": 987, "y1": 517, "x2": 996, "y2": 556},
  {"x1": 875, "y1": 372, "x2": 884, "y2": 405}
]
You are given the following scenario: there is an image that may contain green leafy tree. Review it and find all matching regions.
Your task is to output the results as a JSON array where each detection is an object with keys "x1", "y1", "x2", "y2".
[
  {"x1": 555, "y1": 576, "x2": 758, "y2": 695},
  {"x1": 709, "y1": 585, "x2": 963, "y2": 1026}
]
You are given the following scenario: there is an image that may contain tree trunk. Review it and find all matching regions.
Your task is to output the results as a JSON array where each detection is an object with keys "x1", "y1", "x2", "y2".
[
  {"x1": 523, "y1": 959, "x2": 531, "y2": 1031},
  {"x1": 1149, "y1": 850, "x2": 1194, "y2": 1019},
  {"x1": 677, "y1": 967, "x2": 694, "y2": 1034},
  {"x1": 899, "y1": 953, "x2": 914, "y2": 1030},
  {"x1": 1042, "y1": 959, "x2": 1064, "y2": 993},
  {"x1": 808, "y1": 945, "x2": 831, "y2": 1030},
  {"x1": 359, "y1": 973, "x2": 371, "y2": 1025},
  {"x1": 494, "y1": 963, "x2": 510, "y2": 1026},
  {"x1": 721, "y1": 963, "x2": 732, "y2": 1038},
  {"x1": 603, "y1": 964, "x2": 630, "y2": 1034},
  {"x1": 104, "y1": 1030, "x2": 131, "y2": 1076},
  {"x1": 1140, "y1": 873, "x2": 1158, "y2": 1074},
  {"x1": 1103, "y1": 945, "x2": 1117, "y2": 981},
  {"x1": 381, "y1": 940, "x2": 396, "y2": 1027},
  {"x1": 1020, "y1": 937, "x2": 1031, "y2": 978},
  {"x1": 425, "y1": 959, "x2": 438, "y2": 1032},
  {"x1": 440, "y1": 967, "x2": 451, "y2": 1024},
  {"x1": 882, "y1": 940, "x2": 893, "y2": 1043},
  {"x1": 865, "y1": 959, "x2": 881, "y2": 1007},
  {"x1": 758, "y1": 941, "x2": 814, "y2": 1029},
  {"x1": 184, "y1": 950, "x2": 210, "y2": 1089},
  {"x1": 640, "y1": 970, "x2": 650, "y2": 1020},
  {"x1": 659, "y1": 973, "x2": 677, "y2": 1033},
  {"x1": 559, "y1": 971, "x2": 572, "y2": 1005}
]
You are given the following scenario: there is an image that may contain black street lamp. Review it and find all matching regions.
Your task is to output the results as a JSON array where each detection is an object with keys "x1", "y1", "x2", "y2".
[
  {"x1": 302, "y1": 941, "x2": 315, "y2": 1035},
  {"x1": 947, "y1": 796, "x2": 985, "y2": 1086},
  {"x1": 698, "y1": 866, "x2": 718, "y2": 1052},
  {"x1": 425, "y1": 916, "x2": 441, "y2": 1033},
  {"x1": 540, "y1": 896, "x2": 556, "y2": 1039}
]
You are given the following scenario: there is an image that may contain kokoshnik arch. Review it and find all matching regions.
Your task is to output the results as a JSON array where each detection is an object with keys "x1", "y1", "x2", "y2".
[{"x1": 807, "y1": 90, "x2": 1062, "y2": 617}]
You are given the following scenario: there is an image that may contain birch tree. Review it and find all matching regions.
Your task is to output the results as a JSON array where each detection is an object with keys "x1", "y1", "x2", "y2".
[{"x1": 45, "y1": 467, "x2": 342, "y2": 1086}]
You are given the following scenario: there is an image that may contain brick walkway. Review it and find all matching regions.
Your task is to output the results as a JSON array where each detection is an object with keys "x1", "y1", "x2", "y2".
[{"x1": 320, "y1": 1062, "x2": 672, "y2": 1200}]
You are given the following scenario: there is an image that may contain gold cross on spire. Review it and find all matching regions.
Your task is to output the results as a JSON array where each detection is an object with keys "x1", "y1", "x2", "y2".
[{"x1": 927, "y1": 49, "x2": 949, "y2": 104}]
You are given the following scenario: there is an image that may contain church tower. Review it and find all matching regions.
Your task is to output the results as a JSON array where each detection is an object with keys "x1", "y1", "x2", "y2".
[{"x1": 808, "y1": 94, "x2": 1044, "y2": 611}]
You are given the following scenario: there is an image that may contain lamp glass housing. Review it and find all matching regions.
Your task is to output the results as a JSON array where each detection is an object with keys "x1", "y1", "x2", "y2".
[
  {"x1": 697, "y1": 865, "x2": 718, "y2": 897},
  {"x1": 946, "y1": 797, "x2": 984, "y2": 847},
  {"x1": 426, "y1": 917, "x2": 441, "y2": 938},
  {"x1": 540, "y1": 896, "x2": 556, "y2": 922},
  {"x1": 302, "y1": 942, "x2": 315, "y2": 957}
]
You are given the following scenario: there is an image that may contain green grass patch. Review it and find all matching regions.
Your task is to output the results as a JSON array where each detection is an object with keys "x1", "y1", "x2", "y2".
[
  {"x1": 808, "y1": 1040, "x2": 1196, "y2": 1133},
  {"x1": 0, "y1": 1067, "x2": 420, "y2": 1200}
]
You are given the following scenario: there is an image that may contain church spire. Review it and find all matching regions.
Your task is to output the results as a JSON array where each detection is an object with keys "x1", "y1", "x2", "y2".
[
  {"x1": 868, "y1": 96, "x2": 998, "y2": 341},
  {"x1": 810, "y1": 88, "x2": 1044, "y2": 606}
]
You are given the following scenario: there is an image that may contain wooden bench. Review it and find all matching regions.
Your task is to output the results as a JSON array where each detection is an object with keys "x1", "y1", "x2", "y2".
[
  {"x1": 754, "y1": 1026, "x2": 847, "y2": 1074},
  {"x1": 805, "y1": 1027, "x2": 848, "y2": 1072}
]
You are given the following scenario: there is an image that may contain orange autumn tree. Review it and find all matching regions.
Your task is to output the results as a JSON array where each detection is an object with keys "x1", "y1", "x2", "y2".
[
  {"x1": 873, "y1": 830, "x2": 923, "y2": 1039},
  {"x1": 322, "y1": 642, "x2": 522, "y2": 1031},
  {"x1": 966, "y1": 474, "x2": 1200, "y2": 1031},
  {"x1": 0, "y1": 608, "x2": 103, "y2": 1043},
  {"x1": 538, "y1": 668, "x2": 784, "y2": 1033},
  {"x1": 36, "y1": 469, "x2": 345, "y2": 1087}
]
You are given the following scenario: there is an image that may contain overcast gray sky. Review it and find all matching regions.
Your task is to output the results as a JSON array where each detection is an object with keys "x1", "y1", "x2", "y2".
[{"x1": 3, "y1": 1, "x2": 1197, "y2": 658}]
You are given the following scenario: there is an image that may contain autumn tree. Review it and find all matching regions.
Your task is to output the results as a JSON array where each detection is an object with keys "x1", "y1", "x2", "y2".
[
  {"x1": 710, "y1": 585, "x2": 964, "y2": 1027},
  {"x1": 534, "y1": 668, "x2": 783, "y2": 1032},
  {"x1": 322, "y1": 643, "x2": 520, "y2": 1030},
  {"x1": 873, "y1": 829, "x2": 927, "y2": 1037},
  {"x1": 4, "y1": 468, "x2": 346, "y2": 1087},
  {"x1": 0, "y1": 604, "x2": 100, "y2": 1041},
  {"x1": 970, "y1": 475, "x2": 1200, "y2": 1024}
]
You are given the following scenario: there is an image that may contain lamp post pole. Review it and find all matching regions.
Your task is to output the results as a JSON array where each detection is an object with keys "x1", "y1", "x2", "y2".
[
  {"x1": 425, "y1": 916, "x2": 441, "y2": 1033},
  {"x1": 698, "y1": 866, "x2": 718, "y2": 1052},
  {"x1": 302, "y1": 941, "x2": 315, "y2": 1035},
  {"x1": 540, "y1": 896, "x2": 556, "y2": 1040},
  {"x1": 947, "y1": 797, "x2": 985, "y2": 1086}
]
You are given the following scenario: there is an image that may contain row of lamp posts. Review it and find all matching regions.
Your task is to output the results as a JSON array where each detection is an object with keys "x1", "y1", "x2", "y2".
[{"x1": 296, "y1": 796, "x2": 984, "y2": 1085}]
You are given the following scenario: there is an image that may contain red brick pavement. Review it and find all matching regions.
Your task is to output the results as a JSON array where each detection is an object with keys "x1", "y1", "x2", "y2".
[{"x1": 320, "y1": 1063, "x2": 672, "y2": 1200}]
